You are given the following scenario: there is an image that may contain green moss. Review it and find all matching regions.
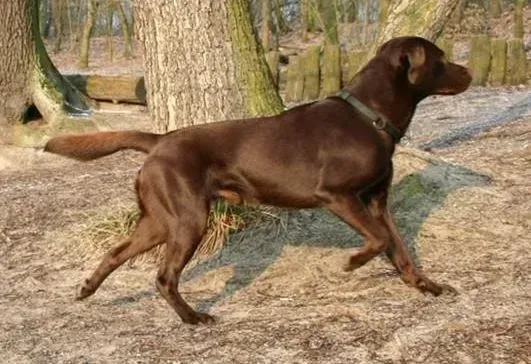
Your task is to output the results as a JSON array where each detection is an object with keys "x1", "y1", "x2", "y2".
[
  {"x1": 390, "y1": 173, "x2": 445, "y2": 238},
  {"x1": 227, "y1": 0, "x2": 284, "y2": 117},
  {"x1": 468, "y1": 35, "x2": 491, "y2": 86},
  {"x1": 303, "y1": 46, "x2": 320, "y2": 100},
  {"x1": 395, "y1": 1, "x2": 437, "y2": 38},
  {"x1": 285, "y1": 56, "x2": 304, "y2": 102},
  {"x1": 436, "y1": 39, "x2": 454, "y2": 62},
  {"x1": 320, "y1": 45, "x2": 341, "y2": 98},
  {"x1": 488, "y1": 39, "x2": 507, "y2": 86},
  {"x1": 30, "y1": 0, "x2": 93, "y2": 116},
  {"x1": 343, "y1": 50, "x2": 368, "y2": 85},
  {"x1": 265, "y1": 51, "x2": 280, "y2": 86},
  {"x1": 514, "y1": 0, "x2": 525, "y2": 38},
  {"x1": 318, "y1": 0, "x2": 338, "y2": 45},
  {"x1": 506, "y1": 38, "x2": 528, "y2": 85}
]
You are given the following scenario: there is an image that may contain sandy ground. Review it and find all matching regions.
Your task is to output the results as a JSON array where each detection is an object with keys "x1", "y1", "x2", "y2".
[
  {"x1": 1, "y1": 7, "x2": 529, "y2": 362},
  {"x1": 0, "y1": 85, "x2": 530, "y2": 363}
]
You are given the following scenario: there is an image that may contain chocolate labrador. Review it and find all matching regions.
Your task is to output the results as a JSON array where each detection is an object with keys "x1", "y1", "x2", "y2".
[{"x1": 45, "y1": 36, "x2": 472, "y2": 324}]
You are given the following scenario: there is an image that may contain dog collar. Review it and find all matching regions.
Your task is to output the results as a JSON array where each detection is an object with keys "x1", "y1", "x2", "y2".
[{"x1": 334, "y1": 90, "x2": 403, "y2": 143}]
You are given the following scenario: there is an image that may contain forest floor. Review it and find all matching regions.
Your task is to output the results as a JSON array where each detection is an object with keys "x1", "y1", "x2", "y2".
[
  {"x1": 1, "y1": 13, "x2": 531, "y2": 363},
  {"x1": 1, "y1": 83, "x2": 530, "y2": 363}
]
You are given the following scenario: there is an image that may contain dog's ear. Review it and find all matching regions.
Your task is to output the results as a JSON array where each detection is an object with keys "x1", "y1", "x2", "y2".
[
  {"x1": 404, "y1": 46, "x2": 426, "y2": 85},
  {"x1": 378, "y1": 40, "x2": 427, "y2": 84}
]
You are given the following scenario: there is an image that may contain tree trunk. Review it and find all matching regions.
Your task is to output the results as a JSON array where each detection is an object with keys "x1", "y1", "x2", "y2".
[
  {"x1": 318, "y1": 0, "x2": 339, "y2": 45},
  {"x1": 489, "y1": 0, "x2": 502, "y2": 18},
  {"x1": 514, "y1": 0, "x2": 525, "y2": 38},
  {"x1": 379, "y1": 0, "x2": 391, "y2": 23},
  {"x1": 52, "y1": 0, "x2": 64, "y2": 53},
  {"x1": 39, "y1": 0, "x2": 51, "y2": 38},
  {"x1": 273, "y1": 0, "x2": 287, "y2": 34},
  {"x1": 78, "y1": 0, "x2": 98, "y2": 68},
  {"x1": 358, "y1": 0, "x2": 460, "y2": 71},
  {"x1": 301, "y1": 0, "x2": 309, "y2": 40},
  {"x1": 0, "y1": 0, "x2": 92, "y2": 127},
  {"x1": 451, "y1": 0, "x2": 468, "y2": 25},
  {"x1": 261, "y1": 0, "x2": 272, "y2": 51},
  {"x1": 112, "y1": 0, "x2": 133, "y2": 58},
  {"x1": 106, "y1": 0, "x2": 113, "y2": 61},
  {"x1": 302, "y1": 0, "x2": 317, "y2": 35},
  {"x1": 134, "y1": 0, "x2": 283, "y2": 133}
]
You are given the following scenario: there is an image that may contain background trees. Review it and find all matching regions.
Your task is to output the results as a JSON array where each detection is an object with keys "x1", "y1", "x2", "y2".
[
  {"x1": 0, "y1": 0, "x2": 91, "y2": 130},
  {"x1": 133, "y1": 0, "x2": 284, "y2": 132},
  {"x1": 2, "y1": 0, "x2": 528, "y2": 136}
]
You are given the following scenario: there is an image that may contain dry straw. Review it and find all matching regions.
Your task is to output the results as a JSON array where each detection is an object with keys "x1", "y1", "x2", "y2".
[{"x1": 67, "y1": 200, "x2": 285, "y2": 268}]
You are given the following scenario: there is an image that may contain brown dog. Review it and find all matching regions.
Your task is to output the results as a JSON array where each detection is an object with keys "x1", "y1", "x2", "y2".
[{"x1": 45, "y1": 36, "x2": 472, "y2": 325}]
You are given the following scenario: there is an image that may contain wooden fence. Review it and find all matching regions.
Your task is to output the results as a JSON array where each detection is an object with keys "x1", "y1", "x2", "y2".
[{"x1": 66, "y1": 37, "x2": 528, "y2": 105}]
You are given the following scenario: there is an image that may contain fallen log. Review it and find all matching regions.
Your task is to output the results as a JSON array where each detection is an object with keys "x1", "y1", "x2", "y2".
[{"x1": 65, "y1": 74, "x2": 146, "y2": 104}]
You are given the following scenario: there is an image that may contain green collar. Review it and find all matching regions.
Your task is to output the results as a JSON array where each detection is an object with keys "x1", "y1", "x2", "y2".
[{"x1": 334, "y1": 90, "x2": 403, "y2": 143}]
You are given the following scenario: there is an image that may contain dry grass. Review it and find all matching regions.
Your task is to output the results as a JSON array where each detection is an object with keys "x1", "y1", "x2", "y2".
[
  {"x1": 1, "y1": 97, "x2": 530, "y2": 363},
  {"x1": 67, "y1": 200, "x2": 287, "y2": 268}
]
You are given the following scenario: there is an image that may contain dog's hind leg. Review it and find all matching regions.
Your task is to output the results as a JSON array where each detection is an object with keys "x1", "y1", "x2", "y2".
[
  {"x1": 76, "y1": 214, "x2": 165, "y2": 300},
  {"x1": 155, "y1": 201, "x2": 214, "y2": 325},
  {"x1": 137, "y1": 157, "x2": 215, "y2": 325}
]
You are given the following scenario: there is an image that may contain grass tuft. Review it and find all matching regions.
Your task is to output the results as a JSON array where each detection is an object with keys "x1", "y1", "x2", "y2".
[{"x1": 68, "y1": 200, "x2": 285, "y2": 268}]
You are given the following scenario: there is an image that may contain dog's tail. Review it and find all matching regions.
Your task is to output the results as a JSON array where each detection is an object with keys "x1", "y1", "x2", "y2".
[{"x1": 44, "y1": 131, "x2": 161, "y2": 161}]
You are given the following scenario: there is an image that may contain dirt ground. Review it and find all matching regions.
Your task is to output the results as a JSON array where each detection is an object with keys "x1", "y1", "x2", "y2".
[{"x1": 1, "y1": 83, "x2": 530, "y2": 363}]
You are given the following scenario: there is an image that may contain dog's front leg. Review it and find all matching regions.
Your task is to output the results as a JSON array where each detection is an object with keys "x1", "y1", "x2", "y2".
[
  {"x1": 357, "y1": 165, "x2": 457, "y2": 296},
  {"x1": 325, "y1": 193, "x2": 392, "y2": 271},
  {"x1": 381, "y1": 209, "x2": 457, "y2": 295}
]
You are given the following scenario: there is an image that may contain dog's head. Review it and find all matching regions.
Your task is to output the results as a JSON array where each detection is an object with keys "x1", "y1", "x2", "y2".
[{"x1": 376, "y1": 36, "x2": 472, "y2": 97}]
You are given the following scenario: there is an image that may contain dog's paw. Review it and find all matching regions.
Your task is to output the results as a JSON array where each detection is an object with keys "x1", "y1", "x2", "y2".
[
  {"x1": 75, "y1": 280, "x2": 95, "y2": 300},
  {"x1": 342, "y1": 252, "x2": 366, "y2": 272},
  {"x1": 196, "y1": 312, "x2": 217, "y2": 325},
  {"x1": 438, "y1": 283, "x2": 459, "y2": 295},
  {"x1": 182, "y1": 311, "x2": 217, "y2": 325},
  {"x1": 415, "y1": 275, "x2": 458, "y2": 296}
]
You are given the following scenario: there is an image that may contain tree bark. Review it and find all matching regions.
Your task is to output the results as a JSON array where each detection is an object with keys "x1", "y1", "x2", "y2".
[
  {"x1": 489, "y1": 0, "x2": 502, "y2": 18},
  {"x1": 0, "y1": 0, "x2": 92, "y2": 126},
  {"x1": 106, "y1": 0, "x2": 114, "y2": 61},
  {"x1": 343, "y1": 0, "x2": 358, "y2": 23},
  {"x1": 112, "y1": 0, "x2": 133, "y2": 58},
  {"x1": 134, "y1": 0, "x2": 283, "y2": 133},
  {"x1": 39, "y1": 0, "x2": 51, "y2": 38},
  {"x1": 78, "y1": 0, "x2": 98, "y2": 68},
  {"x1": 52, "y1": 0, "x2": 64, "y2": 53},
  {"x1": 357, "y1": 0, "x2": 460, "y2": 71},
  {"x1": 514, "y1": 0, "x2": 525, "y2": 38},
  {"x1": 379, "y1": 0, "x2": 391, "y2": 23},
  {"x1": 301, "y1": 0, "x2": 309, "y2": 40},
  {"x1": 318, "y1": 0, "x2": 339, "y2": 45},
  {"x1": 451, "y1": 0, "x2": 468, "y2": 25},
  {"x1": 261, "y1": 0, "x2": 272, "y2": 51}
]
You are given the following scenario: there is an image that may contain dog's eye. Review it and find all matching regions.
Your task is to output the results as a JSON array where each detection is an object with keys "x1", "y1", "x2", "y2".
[{"x1": 433, "y1": 61, "x2": 445, "y2": 77}]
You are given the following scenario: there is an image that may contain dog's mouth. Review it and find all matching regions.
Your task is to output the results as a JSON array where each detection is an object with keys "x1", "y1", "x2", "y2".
[
  {"x1": 435, "y1": 88, "x2": 460, "y2": 95},
  {"x1": 435, "y1": 78, "x2": 472, "y2": 95}
]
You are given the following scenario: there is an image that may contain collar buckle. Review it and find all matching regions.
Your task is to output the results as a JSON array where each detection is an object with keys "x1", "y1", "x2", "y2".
[{"x1": 372, "y1": 117, "x2": 386, "y2": 130}]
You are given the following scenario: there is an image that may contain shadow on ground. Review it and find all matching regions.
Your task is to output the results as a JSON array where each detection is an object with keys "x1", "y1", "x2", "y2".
[{"x1": 180, "y1": 157, "x2": 491, "y2": 313}]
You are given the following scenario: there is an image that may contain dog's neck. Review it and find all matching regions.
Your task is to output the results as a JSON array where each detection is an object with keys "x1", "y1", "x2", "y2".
[{"x1": 343, "y1": 58, "x2": 423, "y2": 135}]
